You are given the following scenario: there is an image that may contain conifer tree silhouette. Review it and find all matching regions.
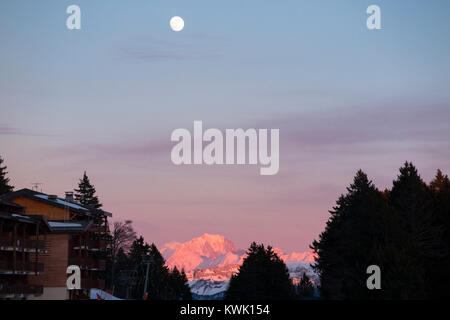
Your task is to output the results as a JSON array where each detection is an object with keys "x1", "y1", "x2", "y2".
[
  {"x1": 0, "y1": 156, "x2": 14, "y2": 195},
  {"x1": 74, "y1": 171, "x2": 102, "y2": 208},
  {"x1": 226, "y1": 242, "x2": 295, "y2": 300}
]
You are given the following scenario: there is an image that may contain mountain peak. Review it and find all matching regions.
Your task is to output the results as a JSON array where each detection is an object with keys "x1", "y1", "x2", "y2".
[
  {"x1": 199, "y1": 233, "x2": 223, "y2": 239},
  {"x1": 162, "y1": 233, "x2": 314, "y2": 272},
  {"x1": 165, "y1": 233, "x2": 238, "y2": 271},
  {"x1": 160, "y1": 234, "x2": 318, "y2": 297},
  {"x1": 196, "y1": 233, "x2": 227, "y2": 243}
]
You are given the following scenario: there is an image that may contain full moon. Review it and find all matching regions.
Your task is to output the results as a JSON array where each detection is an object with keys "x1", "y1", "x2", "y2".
[{"x1": 170, "y1": 16, "x2": 184, "y2": 32}]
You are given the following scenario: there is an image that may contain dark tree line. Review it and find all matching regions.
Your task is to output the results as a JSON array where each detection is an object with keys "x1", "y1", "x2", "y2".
[
  {"x1": 225, "y1": 242, "x2": 316, "y2": 300},
  {"x1": 112, "y1": 235, "x2": 191, "y2": 300},
  {"x1": 312, "y1": 162, "x2": 450, "y2": 299},
  {"x1": 296, "y1": 273, "x2": 315, "y2": 299},
  {"x1": 226, "y1": 242, "x2": 296, "y2": 300},
  {"x1": 0, "y1": 156, "x2": 14, "y2": 195}
]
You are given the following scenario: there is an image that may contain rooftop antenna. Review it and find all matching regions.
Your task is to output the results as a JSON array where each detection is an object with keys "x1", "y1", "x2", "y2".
[{"x1": 31, "y1": 182, "x2": 43, "y2": 192}]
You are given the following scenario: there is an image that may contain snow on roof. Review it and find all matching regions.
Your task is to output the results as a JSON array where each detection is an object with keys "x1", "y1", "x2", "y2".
[
  {"x1": 11, "y1": 213, "x2": 30, "y2": 219},
  {"x1": 48, "y1": 221, "x2": 83, "y2": 228},
  {"x1": 34, "y1": 194, "x2": 88, "y2": 211}
]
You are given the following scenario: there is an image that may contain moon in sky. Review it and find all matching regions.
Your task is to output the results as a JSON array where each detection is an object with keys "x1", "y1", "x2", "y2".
[{"x1": 170, "y1": 16, "x2": 184, "y2": 32}]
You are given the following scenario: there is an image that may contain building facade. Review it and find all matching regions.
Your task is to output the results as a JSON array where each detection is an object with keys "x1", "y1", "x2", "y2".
[
  {"x1": 0, "y1": 189, "x2": 111, "y2": 300},
  {"x1": 0, "y1": 200, "x2": 49, "y2": 299}
]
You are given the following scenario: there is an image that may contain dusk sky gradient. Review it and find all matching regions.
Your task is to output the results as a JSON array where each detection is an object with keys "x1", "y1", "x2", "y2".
[{"x1": 1, "y1": 0, "x2": 450, "y2": 252}]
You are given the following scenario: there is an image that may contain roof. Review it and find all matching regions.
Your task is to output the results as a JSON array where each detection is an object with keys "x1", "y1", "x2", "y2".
[
  {"x1": 0, "y1": 210, "x2": 91, "y2": 233},
  {"x1": 0, "y1": 211, "x2": 51, "y2": 232},
  {"x1": 47, "y1": 220, "x2": 92, "y2": 233},
  {"x1": 0, "y1": 189, "x2": 112, "y2": 217},
  {"x1": 35, "y1": 194, "x2": 88, "y2": 211},
  {"x1": 0, "y1": 200, "x2": 24, "y2": 210}
]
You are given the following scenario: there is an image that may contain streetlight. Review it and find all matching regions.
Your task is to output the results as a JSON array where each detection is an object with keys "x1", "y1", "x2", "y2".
[{"x1": 142, "y1": 252, "x2": 153, "y2": 300}]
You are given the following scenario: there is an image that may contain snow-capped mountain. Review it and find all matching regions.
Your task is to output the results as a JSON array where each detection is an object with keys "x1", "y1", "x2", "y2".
[
  {"x1": 164, "y1": 233, "x2": 239, "y2": 271},
  {"x1": 189, "y1": 279, "x2": 228, "y2": 300},
  {"x1": 160, "y1": 233, "x2": 318, "y2": 299}
]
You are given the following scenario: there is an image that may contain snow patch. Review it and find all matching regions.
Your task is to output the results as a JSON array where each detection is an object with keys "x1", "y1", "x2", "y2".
[
  {"x1": 189, "y1": 279, "x2": 229, "y2": 296},
  {"x1": 34, "y1": 194, "x2": 88, "y2": 211},
  {"x1": 11, "y1": 214, "x2": 30, "y2": 219},
  {"x1": 48, "y1": 221, "x2": 83, "y2": 227}
]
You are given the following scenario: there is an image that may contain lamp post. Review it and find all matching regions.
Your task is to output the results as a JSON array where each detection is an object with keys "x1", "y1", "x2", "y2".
[{"x1": 142, "y1": 253, "x2": 153, "y2": 300}]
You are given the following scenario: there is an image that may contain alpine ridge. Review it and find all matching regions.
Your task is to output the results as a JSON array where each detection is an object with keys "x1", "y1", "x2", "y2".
[{"x1": 160, "y1": 233, "x2": 318, "y2": 298}]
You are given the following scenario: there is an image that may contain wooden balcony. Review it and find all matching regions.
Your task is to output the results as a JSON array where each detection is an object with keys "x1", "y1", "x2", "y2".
[
  {"x1": 0, "y1": 261, "x2": 44, "y2": 274},
  {"x1": 0, "y1": 236, "x2": 47, "y2": 253},
  {"x1": 68, "y1": 257, "x2": 106, "y2": 271},
  {"x1": 70, "y1": 238, "x2": 107, "y2": 252}
]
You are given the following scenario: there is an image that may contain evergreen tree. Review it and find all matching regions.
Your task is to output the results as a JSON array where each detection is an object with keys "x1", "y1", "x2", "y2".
[
  {"x1": 128, "y1": 236, "x2": 150, "y2": 265},
  {"x1": 430, "y1": 169, "x2": 450, "y2": 193},
  {"x1": 146, "y1": 243, "x2": 176, "y2": 300},
  {"x1": 225, "y1": 242, "x2": 296, "y2": 300},
  {"x1": 115, "y1": 247, "x2": 131, "y2": 271},
  {"x1": 123, "y1": 237, "x2": 192, "y2": 300},
  {"x1": 169, "y1": 267, "x2": 192, "y2": 300},
  {"x1": 127, "y1": 236, "x2": 151, "y2": 299},
  {"x1": 312, "y1": 163, "x2": 450, "y2": 300},
  {"x1": 388, "y1": 162, "x2": 444, "y2": 299},
  {"x1": 428, "y1": 169, "x2": 450, "y2": 299},
  {"x1": 111, "y1": 247, "x2": 133, "y2": 298},
  {"x1": 0, "y1": 156, "x2": 14, "y2": 195},
  {"x1": 179, "y1": 269, "x2": 192, "y2": 300},
  {"x1": 74, "y1": 171, "x2": 102, "y2": 208},
  {"x1": 311, "y1": 170, "x2": 399, "y2": 299},
  {"x1": 296, "y1": 273, "x2": 314, "y2": 299},
  {"x1": 389, "y1": 162, "x2": 436, "y2": 247}
]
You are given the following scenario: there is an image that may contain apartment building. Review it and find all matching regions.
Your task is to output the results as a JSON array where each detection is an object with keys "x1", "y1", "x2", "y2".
[
  {"x1": 0, "y1": 200, "x2": 49, "y2": 299},
  {"x1": 0, "y1": 189, "x2": 111, "y2": 300}
]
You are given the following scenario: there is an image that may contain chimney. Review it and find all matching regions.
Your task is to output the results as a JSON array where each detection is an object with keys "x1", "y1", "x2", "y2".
[{"x1": 65, "y1": 191, "x2": 74, "y2": 202}]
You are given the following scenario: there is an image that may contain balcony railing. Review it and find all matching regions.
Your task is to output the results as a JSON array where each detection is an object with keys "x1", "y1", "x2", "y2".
[
  {"x1": 0, "y1": 261, "x2": 44, "y2": 274},
  {"x1": 0, "y1": 284, "x2": 44, "y2": 296},
  {"x1": 68, "y1": 257, "x2": 106, "y2": 271},
  {"x1": 0, "y1": 236, "x2": 47, "y2": 252},
  {"x1": 70, "y1": 238, "x2": 107, "y2": 251}
]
